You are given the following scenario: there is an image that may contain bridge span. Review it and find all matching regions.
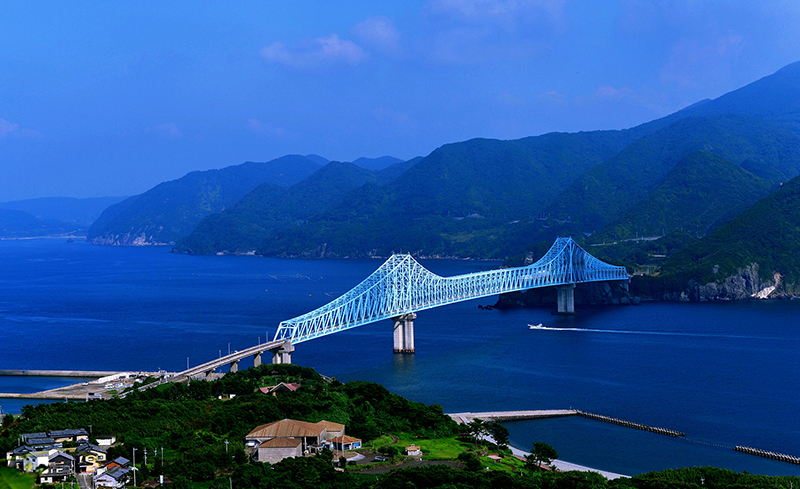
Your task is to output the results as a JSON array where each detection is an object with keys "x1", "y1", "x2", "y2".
[{"x1": 273, "y1": 237, "x2": 628, "y2": 354}]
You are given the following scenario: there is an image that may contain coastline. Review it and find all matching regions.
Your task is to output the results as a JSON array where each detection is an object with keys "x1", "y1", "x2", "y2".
[
  {"x1": 448, "y1": 411, "x2": 629, "y2": 480},
  {"x1": 507, "y1": 443, "x2": 628, "y2": 480}
]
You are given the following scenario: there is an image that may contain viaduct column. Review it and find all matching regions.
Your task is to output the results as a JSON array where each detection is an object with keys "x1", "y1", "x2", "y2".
[
  {"x1": 556, "y1": 284, "x2": 576, "y2": 314},
  {"x1": 253, "y1": 352, "x2": 262, "y2": 367},
  {"x1": 270, "y1": 341, "x2": 294, "y2": 364},
  {"x1": 392, "y1": 313, "x2": 417, "y2": 353}
]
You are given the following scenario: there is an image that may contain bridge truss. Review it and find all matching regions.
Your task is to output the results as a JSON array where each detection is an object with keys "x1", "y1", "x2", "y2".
[{"x1": 273, "y1": 237, "x2": 628, "y2": 344}]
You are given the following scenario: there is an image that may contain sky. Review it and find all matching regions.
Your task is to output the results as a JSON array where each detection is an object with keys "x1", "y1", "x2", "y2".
[{"x1": 2, "y1": 1, "x2": 800, "y2": 201}]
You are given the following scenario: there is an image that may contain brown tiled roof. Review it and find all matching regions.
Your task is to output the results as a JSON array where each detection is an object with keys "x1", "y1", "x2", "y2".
[
  {"x1": 246, "y1": 419, "x2": 328, "y2": 438},
  {"x1": 331, "y1": 436, "x2": 361, "y2": 444},
  {"x1": 258, "y1": 437, "x2": 303, "y2": 448},
  {"x1": 315, "y1": 420, "x2": 344, "y2": 432}
]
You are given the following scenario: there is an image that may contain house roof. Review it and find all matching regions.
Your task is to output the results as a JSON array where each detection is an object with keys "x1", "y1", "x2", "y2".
[
  {"x1": 110, "y1": 456, "x2": 130, "y2": 467},
  {"x1": 259, "y1": 382, "x2": 301, "y2": 394},
  {"x1": 331, "y1": 436, "x2": 361, "y2": 444},
  {"x1": 247, "y1": 419, "x2": 329, "y2": 439},
  {"x1": 50, "y1": 451, "x2": 75, "y2": 462},
  {"x1": 50, "y1": 429, "x2": 88, "y2": 438},
  {"x1": 258, "y1": 437, "x2": 303, "y2": 449},
  {"x1": 77, "y1": 443, "x2": 106, "y2": 453},
  {"x1": 315, "y1": 420, "x2": 344, "y2": 432}
]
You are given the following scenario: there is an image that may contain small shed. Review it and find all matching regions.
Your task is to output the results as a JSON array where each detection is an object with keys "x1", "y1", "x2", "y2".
[{"x1": 405, "y1": 444, "x2": 421, "y2": 457}]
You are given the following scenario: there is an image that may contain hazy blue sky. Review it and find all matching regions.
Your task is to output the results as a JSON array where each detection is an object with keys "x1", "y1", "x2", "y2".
[{"x1": 2, "y1": 1, "x2": 800, "y2": 201}]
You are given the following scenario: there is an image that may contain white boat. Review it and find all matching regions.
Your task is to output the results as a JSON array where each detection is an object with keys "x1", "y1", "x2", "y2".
[{"x1": 529, "y1": 323, "x2": 544, "y2": 329}]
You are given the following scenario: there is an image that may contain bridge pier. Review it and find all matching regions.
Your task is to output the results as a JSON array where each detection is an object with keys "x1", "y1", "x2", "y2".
[
  {"x1": 229, "y1": 360, "x2": 239, "y2": 373},
  {"x1": 392, "y1": 313, "x2": 416, "y2": 353},
  {"x1": 254, "y1": 352, "x2": 262, "y2": 367},
  {"x1": 205, "y1": 369, "x2": 215, "y2": 381},
  {"x1": 271, "y1": 341, "x2": 294, "y2": 364},
  {"x1": 556, "y1": 284, "x2": 576, "y2": 314}
]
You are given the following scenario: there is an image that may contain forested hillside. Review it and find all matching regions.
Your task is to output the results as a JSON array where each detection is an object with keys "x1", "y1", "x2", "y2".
[{"x1": 86, "y1": 156, "x2": 322, "y2": 245}]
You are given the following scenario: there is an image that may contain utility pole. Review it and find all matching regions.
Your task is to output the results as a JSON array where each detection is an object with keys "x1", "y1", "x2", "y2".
[{"x1": 132, "y1": 448, "x2": 137, "y2": 487}]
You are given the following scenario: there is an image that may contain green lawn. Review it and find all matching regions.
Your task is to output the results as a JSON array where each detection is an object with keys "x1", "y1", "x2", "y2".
[{"x1": 390, "y1": 433, "x2": 478, "y2": 460}]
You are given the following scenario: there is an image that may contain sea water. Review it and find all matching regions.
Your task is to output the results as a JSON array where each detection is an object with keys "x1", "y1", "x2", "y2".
[{"x1": 1, "y1": 238, "x2": 798, "y2": 476}]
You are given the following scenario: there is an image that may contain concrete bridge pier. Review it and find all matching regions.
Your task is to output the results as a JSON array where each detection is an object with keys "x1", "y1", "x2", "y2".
[
  {"x1": 205, "y1": 369, "x2": 215, "y2": 380},
  {"x1": 392, "y1": 313, "x2": 417, "y2": 353},
  {"x1": 229, "y1": 360, "x2": 239, "y2": 373},
  {"x1": 253, "y1": 352, "x2": 262, "y2": 367},
  {"x1": 556, "y1": 284, "x2": 576, "y2": 314},
  {"x1": 271, "y1": 341, "x2": 294, "y2": 364}
]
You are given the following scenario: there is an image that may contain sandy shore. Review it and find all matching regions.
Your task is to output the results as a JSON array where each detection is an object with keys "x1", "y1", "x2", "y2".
[{"x1": 507, "y1": 443, "x2": 628, "y2": 480}]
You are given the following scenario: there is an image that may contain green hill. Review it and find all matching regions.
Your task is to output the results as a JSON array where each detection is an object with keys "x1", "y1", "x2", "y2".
[
  {"x1": 173, "y1": 161, "x2": 399, "y2": 254},
  {"x1": 87, "y1": 155, "x2": 321, "y2": 245},
  {"x1": 634, "y1": 173, "x2": 800, "y2": 299},
  {"x1": 592, "y1": 151, "x2": 776, "y2": 242},
  {"x1": 545, "y1": 114, "x2": 800, "y2": 235},
  {"x1": 0, "y1": 209, "x2": 81, "y2": 237},
  {"x1": 0, "y1": 196, "x2": 127, "y2": 227},
  {"x1": 255, "y1": 130, "x2": 645, "y2": 258}
]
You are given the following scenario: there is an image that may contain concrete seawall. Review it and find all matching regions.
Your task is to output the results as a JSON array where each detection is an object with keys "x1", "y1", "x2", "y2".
[{"x1": 0, "y1": 369, "x2": 120, "y2": 377}]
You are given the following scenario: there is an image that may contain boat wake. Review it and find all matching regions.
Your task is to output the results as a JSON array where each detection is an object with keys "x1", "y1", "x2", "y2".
[{"x1": 527, "y1": 324, "x2": 793, "y2": 341}]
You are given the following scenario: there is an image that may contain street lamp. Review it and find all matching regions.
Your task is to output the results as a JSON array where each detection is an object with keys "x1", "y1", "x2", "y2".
[
  {"x1": 132, "y1": 448, "x2": 137, "y2": 487},
  {"x1": 224, "y1": 440, "x2": 229, "y2": 453}
]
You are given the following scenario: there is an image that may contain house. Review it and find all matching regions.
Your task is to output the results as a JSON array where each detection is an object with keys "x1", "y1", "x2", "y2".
[
  {"x1": 258, "y1": 382, "x2": 301, "y2": 395},
  {"x1": 39, "y1": 451, "x2": 74, "y2": 484},
  {"x1": 19, "y1": 433, "x2": 60, "y2": 451},
  {"x1": 75, "y1": 442, "x2": 107, "y2": 472},
  {"x1": 94, "y1": 435, "x2": 116, "y2": 447},
  {"x1": 93, "y1": 466, "x2": 131, "y2": 488},
  {"x1": 245, "y1": 419, "x2": 347, "y2": 463},
  {"x1": 49, "y1": 428, "x2": 89, "y2": 444},
  {"x1": 331, "y1": 436, "x2": 362, "y2": 451},
  {"x1": 255, "y1": 437, "x2": 303, "y2": 464},
  {"x1": 405, "y1": 444, "x2": 421, "y2": 457}
]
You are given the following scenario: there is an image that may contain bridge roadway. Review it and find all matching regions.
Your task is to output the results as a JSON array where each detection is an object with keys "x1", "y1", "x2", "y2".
[{"x1": 130, "y1": 340, "x2": 293, "y2": 394}]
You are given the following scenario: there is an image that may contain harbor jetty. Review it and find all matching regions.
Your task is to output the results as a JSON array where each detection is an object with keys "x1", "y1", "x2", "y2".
[
  {"x1": 0, "y1": 369, "x2": 121, "y2": 377},
  {"x1": 448, "y1": 409, "x2": 577, "y2": 424},
  {"x1": 575, "y1": 410, "x2": 685, "y2": 437},
  {"x1": 735, "y1": 446, "x2": 800, "y2": 465}
]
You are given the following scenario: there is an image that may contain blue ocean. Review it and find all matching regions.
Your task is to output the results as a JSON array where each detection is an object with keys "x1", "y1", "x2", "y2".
[{"x1": 1, "y1": 238, "x2": 799, "y2": 477}]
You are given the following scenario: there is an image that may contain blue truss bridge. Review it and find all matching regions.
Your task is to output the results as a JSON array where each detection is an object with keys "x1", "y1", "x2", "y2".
[{"x1": 272, "y1": 237, "x2": 629, "y2": 358}]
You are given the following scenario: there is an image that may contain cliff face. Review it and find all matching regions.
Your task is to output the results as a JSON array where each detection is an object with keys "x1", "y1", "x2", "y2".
[{"x1": 660, "y1": 264, "x2": 784, "y2": 302}]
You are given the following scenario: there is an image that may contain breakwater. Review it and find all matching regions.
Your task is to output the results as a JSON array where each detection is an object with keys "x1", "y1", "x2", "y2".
[
  {"x1": 575, "y1": 410, "x2": 685, "y2": 437},
  {"x1": 0, "y1": 369, "x2": 119, "y2": 377},
  {"x1": 735, "y1": 446, "x2": 800, "y2": 465}
]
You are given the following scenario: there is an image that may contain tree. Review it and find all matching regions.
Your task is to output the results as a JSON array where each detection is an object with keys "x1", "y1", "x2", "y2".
[
  {"x1": 489, "y1": 423, "x2": 510, "y2": 450},
  {"x1": 526, "y1": 442, "x2": 559, "y2": 470},
  {"x1": 467, "y1": 419, "x2": 488, "y2": 447},
  {"x1": 338, "y1": 455, "x2": 348, "y2": 469}
]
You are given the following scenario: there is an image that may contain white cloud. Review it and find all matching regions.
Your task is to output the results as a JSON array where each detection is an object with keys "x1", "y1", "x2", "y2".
[
  {"x1": 351, "y1": 16, "x2": 401, "y2": 55},
  {"x1": 0, "y1": 119, "x2": 20, "y2": 138},
  {"x1": 261, "y1": 34, "x2": 367, "y2": 69},
  {"x1": 145, "y1": 122, "x2": 182, "y2": 139},
  {"x1": 0, "y1": 118, "x2": 42, "y2": 139},
  {"x1": 593, "y1": 86, "x2": 634, "y2": 102},
  {"x1": 426, "y1": 0, "x2": 566, "y2": 27},
  {"x1": 538, "y1": 90, "x2": 567, "y2": 105},
  {"x1": 246, "y1": 118, "x2": 297, "y2": 140}
]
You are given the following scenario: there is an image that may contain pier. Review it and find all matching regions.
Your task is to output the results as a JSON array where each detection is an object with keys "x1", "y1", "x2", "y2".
[
  {"x1": 447, "y1": 410, "x2": 577, "y2": 424},
  {"x1": 575, "y1": 410, "x2": 685, "y2": 437},
  {"x1": 735, "y1": 446, "x2": 800, "y2": 465},
  {"x1": 0, "y1": 370, "x2": 166, "y2": 400}
]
